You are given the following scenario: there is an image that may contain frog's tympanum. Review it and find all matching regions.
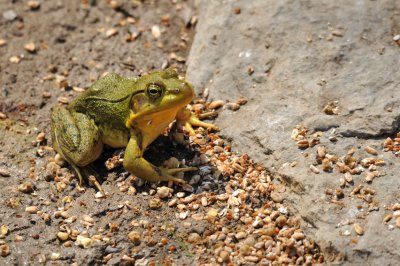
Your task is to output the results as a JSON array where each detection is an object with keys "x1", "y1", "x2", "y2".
[{"x1": 51, "y1": 69, "x2": 217, "y2": 194}]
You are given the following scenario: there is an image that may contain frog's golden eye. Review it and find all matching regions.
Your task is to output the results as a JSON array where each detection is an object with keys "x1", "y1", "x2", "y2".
[{"x1": 146, "y1": 83, "x2": 163, "y2": 99}]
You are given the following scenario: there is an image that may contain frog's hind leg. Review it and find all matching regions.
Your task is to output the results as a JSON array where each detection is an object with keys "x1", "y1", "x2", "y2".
[{"x1": 51, "y1": 107, "x2": 104, "y2": 194}]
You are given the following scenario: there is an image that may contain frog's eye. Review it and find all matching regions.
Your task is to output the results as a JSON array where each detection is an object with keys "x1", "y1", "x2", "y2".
[{"x1": 146, "y1": 83, "x2": 163, "y2": 99}]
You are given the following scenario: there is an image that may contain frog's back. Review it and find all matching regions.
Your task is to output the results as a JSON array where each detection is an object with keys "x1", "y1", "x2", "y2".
[{"x1": 71, "y1": 73, "x2": 136, "y2": 126}]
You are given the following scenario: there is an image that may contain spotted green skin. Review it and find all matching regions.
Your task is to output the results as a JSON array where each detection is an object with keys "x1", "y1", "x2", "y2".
[{"x1": 51, "y1": 69, "x2": 195, "y2": 186}]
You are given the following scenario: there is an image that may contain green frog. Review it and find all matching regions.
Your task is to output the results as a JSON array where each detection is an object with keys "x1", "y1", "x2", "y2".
[{"x1": 51, "y1": 69, "x2": 217, "y2": 195}]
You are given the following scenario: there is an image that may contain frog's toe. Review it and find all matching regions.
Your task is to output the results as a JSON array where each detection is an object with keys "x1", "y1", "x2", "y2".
[
  {"x1": 163, "y1": 166, "x2": 197, "y2": 175},
  {"x1": 186, "y1": 115, "x2": 218, "y2": 135},
  {"x1": 88, "y1": 175, "x2": 106, "y2": 197},
  {"x1": 158, "y1": 166, "x2": 197, "y2": 184}
]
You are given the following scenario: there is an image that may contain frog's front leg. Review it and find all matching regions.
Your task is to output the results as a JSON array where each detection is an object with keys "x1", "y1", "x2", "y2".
[
  {"x1": 176, "y1": 108, "x2": 219, "y2": 135},
  {"x1": 123, "y1": 131, "x2": 195, "y2": 184},
  {"x1": 51, "y1": 107, "x2": 104, "y2": 193}
]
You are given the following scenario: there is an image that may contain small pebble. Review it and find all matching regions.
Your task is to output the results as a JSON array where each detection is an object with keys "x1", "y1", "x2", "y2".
[
  {"x1": 9, "y1": 56, "x2": 20, "y2": 64},
  {"x1": 25, "y1": 206, "x2": 38, "y2": 214},
  {"x1": 331, "y1": 29, "x2": 343, "y2": 37},
  {"x1": 209, "y1": 100, "x2": 224, "y2": 109},
  {"x1": 207, "y1": 208, "x2": 218, "y2": 219},
  {"x1": 0, "y1": 244, "x2": 10, "y2": 257},
  {"x1": 0, "y1": 39, "x2": 6, "y2": 47},
  {"x1": 235, "y1": 231, "x2": 247, "y2": 240},
  {"x1": 292, "y1": 232, "x2": 305, "y2": 240},
  {"x1": 0, "y1": 225, "x2": 8, "y2": 236},
  {"x1": 396, "y1": 217, "x2": 400, "y2": 228},
  {"x1": 128, "y1": 231, "x2": 141, "y2": 245},
  {"x1": 50, "y1": 252, "x2": 60, "y2": 261},
  {"x1": 176, "y1": 192, "x2": 185, "y2": 198},
  {"x1": 151, "y1": 25, "x2": 161, "y2": 38},
  {"x1": 36, "y1": 132, "x2": 45, "y2": 142},
  {"x1": 225, "y1": 102, "x2": 240, "y2": 111},
  {"x1": 75, "y1": 235, "x2": 92, "y2": 248},
  {"x1": 270, "y1": 192, "x2": 284, "y2": 203},
  {"x1": 0, "y1": 168, "x2": 10, "y2": 177},
  {"x1": 219, "y1": 250, "x2": 230, "y2": 262},
  {"x1": 275, "y1": 215, "x2": 287, "y2": 228},
  {"x1": 354, "y1": 223, "x2": 364, "y2": 235},
  {"x1": 18, "y1": 182, "x2": 33, "y2": 193},
  {"x1": 24, "y1": 42, "x2": 36, "y2": 53},
  {"x1": 149, "y1": 198, "x2": 162, "y2": 209},
  {"x1": 3, "y1": 10, "x2": 18, "y2": 21},
  {"x1": 309, "y1": 164, "x2": 320, "y2": 174},
  {"x1": 27, "y1": 1, "x2": 41, "y2": 10},
  {"x1": 187, "y1": 233, "x2": 200, "y2": 243},
  {"x1": 156, "y1": 186, "x2": 171, "y2": 199},
  {"x1": 57, "y1": 232, "x2": 69, "y2": 241},
  {"x1": 105, "y1": 28, "x2": 118, "y2": 38},
  {"x1": 365, "y1": 146, "x2": 378, "y2": 155}
]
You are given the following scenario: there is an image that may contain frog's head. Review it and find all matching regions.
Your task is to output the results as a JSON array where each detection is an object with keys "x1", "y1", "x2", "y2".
[{"x1": 127, "y1": 69, "x2": 194, "y2": 126}]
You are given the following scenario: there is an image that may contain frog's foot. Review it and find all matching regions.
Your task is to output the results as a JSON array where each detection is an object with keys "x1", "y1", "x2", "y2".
[
  {"x1": 158, "y1": 166, "x2": 198, "y2": 184},
  {"x1": 176, "y1": 108, "x2": 219, "y2": 136},
  {"x1": 184, "y1": 115, "x2": 219, "y2": 136},
  {"x1": 77, "y1": 165, "x2": 106, "y2": 197},
  {"x1": 88, "y1": 175, "x2": 106, "y2": 197}
]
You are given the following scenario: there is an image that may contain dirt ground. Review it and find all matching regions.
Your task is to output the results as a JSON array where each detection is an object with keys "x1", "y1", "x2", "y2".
[{"x1": 0, "y1": 1, "x2": 327, "y2": 265}]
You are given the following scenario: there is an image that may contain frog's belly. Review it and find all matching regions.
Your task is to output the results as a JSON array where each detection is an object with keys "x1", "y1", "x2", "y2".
[{"x1": 99, "y1": 125, "x2": 129, "y2": 148}]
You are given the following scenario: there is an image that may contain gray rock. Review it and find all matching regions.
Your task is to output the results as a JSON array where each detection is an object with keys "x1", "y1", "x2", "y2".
[
  {"x1": 186, "y1": 0, "x2": 400, "y2": 264},
  {"x1": 2, "y1": 10, "x2": 18, "y2": 21}
]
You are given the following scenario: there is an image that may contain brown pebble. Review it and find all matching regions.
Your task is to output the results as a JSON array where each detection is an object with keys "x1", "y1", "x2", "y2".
[
  {"x1": 18, "y1": 182, "x2": 33, "y2": 193},
  {"x1": 297, "y1": 139, "x2": 309, "y2": 149},
  {"x1": 396, "y1": 217, "x2": 400, "y2": 228},
  {"x1": 322, "y1": 158, "x2": 332, "y2": 172},
  {"x1": 0, "y1": 244, "x2": 10, "y2": 257},
  {"x1": 292, "y1": 232, "x2": 305, "y2": 240},
  {"x1": 57, "y1": 96, "x2": 69, "y2": 104},
  {"x1": 0, "y1": 168, "x2": 10, "y2": 177},
  {"x1": 225, "y1": 102, "x2": 240, "y2": 111},
  {"x1": 309, "y1": 164, "x2": 320, "y2": 174},
  {"x1": 9, "y1": 56, "x2": 20, "y2": 64},
  {"x1": 354, "y1": 223, "x2": 364, "y2": 235},
  {"x1": 187, "y1": 233, "x2": 201, "y2": 243},
  {"x1": 57, "y1": 232, "x2": 69, "y2": 241},
  {"x1": 331, "y1": 29, "x2": 344, "y2": 37},
  {"x1": 244, "y1": 255, "x2": 260, "y2": 263},
  {"x1": 207, "y1": 208, "x2": 218, "y2": 219},
  {"x1": 25, "y1": 206, "x2": 38, "y2": 214},
  {"x1": 219, "y1": 250, "x2": 230, "y2": 262},
  {"x1": 365, "y1": 146, "x2": 378, "y2": 155},
  {"x1": 383, "y1": 214, "x2": 392, "y2": 223},
  {"x1": 27, "y1": 0, "x2": 41, "y2": 10},
  {"x1": 275, "y1": 215, "x2": 287, "y2": 228},
  {"x1": 128, "y1": 231, "x2": 141, "y2": 245},
  {"x1": 270, "y1": 192, "x2": 284, "y2": 203},
  {"x1": 24, "y1": 42, "x2": 36, "y2": 53},
  {"x1": 235, "y1": 231, "x2": 247, "y2": 240},
  {"x1": 209, "y1": 100, "x2": 224, "y2": 109},
  {"x1": 156, "y1": 186, "x2": 171, "y2": 199},
  {"x1": 36, "y1": 132, "x2": 46, "y2": 142},
  {"x1": 106, "y1": 28, "x2": 118, "y2": 38}
]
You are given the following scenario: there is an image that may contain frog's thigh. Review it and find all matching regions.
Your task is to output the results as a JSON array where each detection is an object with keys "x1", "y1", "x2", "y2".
[
  {"x1": 51, "y1": 107, "x2": 103, "y2": 167},
  {"x1": 123, "y1": 136, "x2": 186, "y2": 184}
]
